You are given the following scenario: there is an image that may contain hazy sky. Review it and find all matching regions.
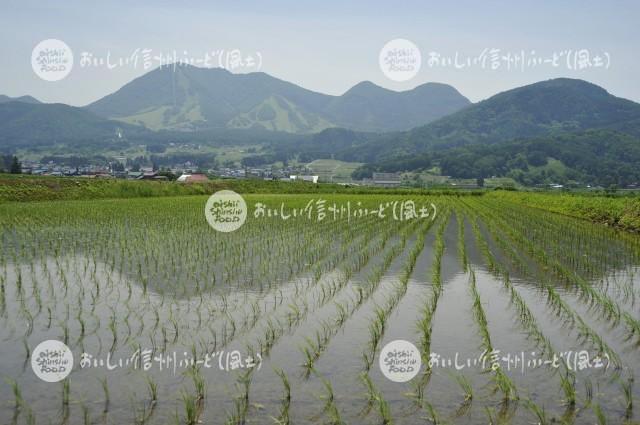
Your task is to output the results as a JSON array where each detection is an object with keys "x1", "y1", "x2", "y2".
[{"x1": 2, "y1": 0, "x2": 638, "y2": 106}]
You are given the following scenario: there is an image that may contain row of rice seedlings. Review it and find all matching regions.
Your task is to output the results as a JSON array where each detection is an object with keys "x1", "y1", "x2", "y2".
[
  {"x1": 360, "y1": 373, "x2": 393, "y2": 424},
  {"x1": 463, "y1": 202, "x2": 603, "y2": 412},
  {"x1": 465, "y1": 199, "x2": 631, "y2": 419},
  {"x1": 225, "y1": 368, "x2": 254, "y2": 425},
  {"x1": 252, "y1": 220, "x2": 414, "y2": 361},
  {"x1": 481, "y1": 199, "x2": 640, "y2": 342},
  {"x1": 413, "y1": 208, "x2": 451, "y2": 390},
  {"x1": 466, "y1": 198, "x2": 624, "y2": 368},
  {"x1": 534, "y1": 247, "x2": 640, "y2": 347},
  {"x1": 299, "y1": 219, "x2": 422, "y2": 374},
  {"x1": 238, "y1": 218, "x2": 416, "y2": 374},
  {"x1": 316, "y1": 219, "x2": 430, "y2": 370},
  {"x1": 231, "y1": 213, "x2": 420, "y2": 422},
  {"x1": 52, "y1": 207, "x2": 276, "y2": 296},
  {"x1": 487, "y1": 197, "x2": 632, "y2": 278},
  {"x1": 316, "y1": 372, "x2": 345, "y2": 425},
  {"x1": 362, "y1": 214, "x2": 439, "y2": 371},
  {"x1": 237, "y1": 217, "x2": 405, "y2": 352},
  {"x1": 597, "y1": 269, "x2": 630, "y2": 307},
  {"x1": 162, "y1": 198, "x2": 350, "y2": 292},
  {"x1": 171, "y1": 217, "x2": 371, "y2": 344},
  {"x1": 131, "y1": 214, "x2": 380, "y2": 364},
  {"x1": 202, "y1": 217, "x2": 352, "y2": 333},
  {"x1": 0, "y1": 197, "x2": 381, "y2": 365},
  {"x1": 300, "y1": 320, "x2": 335, "y2": 375},
  {"x1": 456, "y1": 211, "x2": 468, "y2": 272},
  {"x1": 461, "y1": 205, "x2": 576, "y2": 374},
  {"x1": 468, "y1": 268, "x2": 519, "y2": 403}
]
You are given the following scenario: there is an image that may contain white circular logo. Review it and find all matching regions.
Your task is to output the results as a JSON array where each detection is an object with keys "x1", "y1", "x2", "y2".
[
  {"x1": 31, "y1": 39, "x2": 74, "y2": 82},
  {"x1": 205, "y1": 190, "x2": 247, "y2": 232},
  {"x1": 379, "y1": 38, "x2": 421, "y2": 82},
  {"x1": 31, "y1": 340, "x2": 74, "y2": 382},
  {"x1": 379, "y1": 339, "x2": 421, "y2": 382}
]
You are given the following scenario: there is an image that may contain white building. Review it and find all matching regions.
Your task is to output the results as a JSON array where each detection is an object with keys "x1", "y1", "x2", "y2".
[{"x1": 290, "y1": 175, "x2": 319, "y2": 183}]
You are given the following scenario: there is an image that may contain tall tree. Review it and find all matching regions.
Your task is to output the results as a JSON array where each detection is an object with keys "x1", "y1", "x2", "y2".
[{"x1": 10, "y1": 156, "x2": 21, "y2": 174}]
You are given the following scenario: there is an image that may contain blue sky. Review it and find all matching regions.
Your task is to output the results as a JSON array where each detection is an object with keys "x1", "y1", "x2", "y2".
[{"x1": 1, "y1": 0, "x2": 638, "y2": 105}]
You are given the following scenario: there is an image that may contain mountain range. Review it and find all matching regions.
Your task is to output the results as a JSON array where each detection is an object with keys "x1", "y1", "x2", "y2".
[
  {"x1": 86, "y1": 64, "x2": 470, "y2": 133},
  {"x1": 1, "y1": 67, "x2": 640, "y2": 186},
  {"x1": 345, "y1": 78, "x2": 640, "y2": 162}
]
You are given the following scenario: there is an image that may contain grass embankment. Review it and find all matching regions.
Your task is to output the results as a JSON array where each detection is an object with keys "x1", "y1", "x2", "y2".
[
  {"x1": 0, "y1": 174, "x2": 481, "y2": 203},
  {"x1": 488, "y1": 190, "x2": 640, "y2": 232}
]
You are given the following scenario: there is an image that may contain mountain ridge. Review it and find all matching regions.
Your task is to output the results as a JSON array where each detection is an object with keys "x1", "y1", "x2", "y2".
[
  {"x1": 85, "y1": 64, "x2": 471, "y2": 133},
  {"x1": 0, "y1": 95, "x2": 41, "y2": 105},
  {"x1": 352, "y1": 77, "x2": 640, "y2": 160}
]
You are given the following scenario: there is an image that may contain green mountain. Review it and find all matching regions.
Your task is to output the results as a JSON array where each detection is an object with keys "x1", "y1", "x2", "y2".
[
  {"x1": 86, "y1": 64, "x2": 469, "y2": 133},
  {"x1": 339, "y1": 79, "x2": 640, "y2": 186},
  {"x1": 0, "y1": 101, "x2": 142, "y2": 148},
  {"x1": 407, "y1": 78, "x2": 640, "y2": 150},
  {"x1": 347, "y1": 78, "x2": 640, "y2": 161},
  {"x1": 322, "y1": 81, "x2": 470, "y2": 131}
]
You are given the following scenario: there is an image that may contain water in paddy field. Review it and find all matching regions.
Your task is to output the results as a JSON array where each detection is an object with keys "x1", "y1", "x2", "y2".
[{"x1": 0, "y1": 196, "x2": 638, "y2": 424}]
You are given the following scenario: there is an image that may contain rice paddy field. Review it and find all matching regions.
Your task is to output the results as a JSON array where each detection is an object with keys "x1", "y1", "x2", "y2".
[{"x1": 0, "y1": 193, "x2": 639, "y2": 424}]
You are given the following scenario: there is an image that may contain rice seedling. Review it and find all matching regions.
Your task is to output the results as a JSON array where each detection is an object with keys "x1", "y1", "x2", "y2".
[
  {"x1": 524, "y1": 399, "x2": 548, "y2": 425},
  {"x1": 422, "y1": 400, "x2": 441, "y2": 424},
  {"x1": 146, "y1": 375, "x2": 158, "y2": 404},
  {"x1": 377, "y1": 393, "x2": 393, "y2": 425},
  {"x1": 452, "y1": 372, "x2": 473, "y2": 403},
  {"x1": 553, "y1": 367, "x2": 575, "y2": 408},
  {"x1": 620, "y1": 372, "x2": 633, "y2": 414},
  {"x1": 100, "y1": 376, "x2": 110, "y2": 412},
  {"x1": 226, "y1": 369, "x2": 254, "y2": 425},
  {"x1": 592, "y1": 402, "x2": 608, "y2": 425},
  {"x1": 359, "y1": 372, "x2": 378, "y2": 415},
  {"x1": 315, "y1": 374, "x2": 344, "y2": 425},
  {"x1": 180, "y1": 390, "x2": 199, "y2": 425},
  {"x1": 5, "y1": 377, "x2": 23, "y2": 409},
  {"x1": 359, "y1": 372, "x2": 394, "y2": 424},
  {"x1": 62, "y1": 379, "x2": 70, "y2": 406},
  {"x1": 272, "y1": 368, "x2": 291, "y2": 424},
  {"x1": 82, "y1": 403, "x2": 91, "y2": 425},
  {"x1": 584, "y1": 377, "x2": 594, "y2": 408},
  {"x1": 133, "y1": 401, "x2": 152, "y2": 425}
]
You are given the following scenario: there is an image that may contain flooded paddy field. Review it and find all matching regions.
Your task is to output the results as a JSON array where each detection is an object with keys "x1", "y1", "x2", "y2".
[{"x1": 0, "y1": 194, "x2": 638, "y2": 424}]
